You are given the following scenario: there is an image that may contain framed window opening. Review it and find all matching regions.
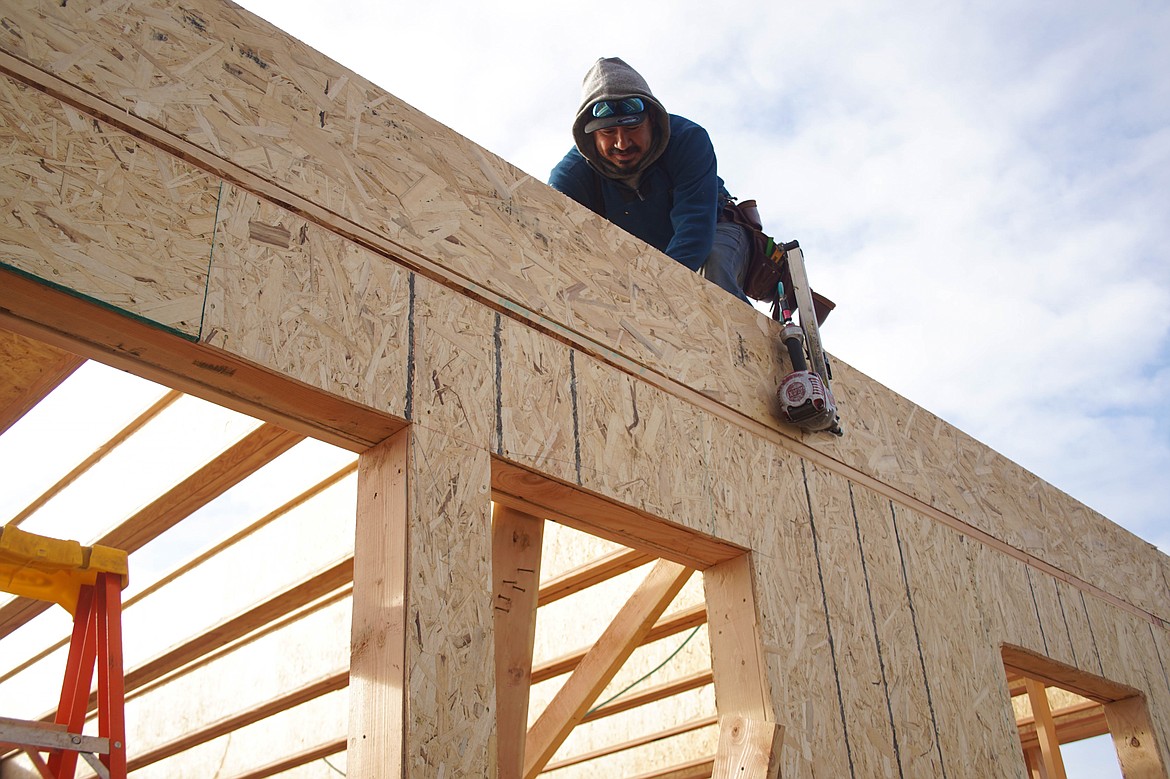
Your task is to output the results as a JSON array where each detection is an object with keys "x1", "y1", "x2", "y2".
[
  {"x1": 1002, "y1": 645, "x2": 1165, "y2": 779},
  {"x1": 491, "y1": 480, "x2": 780, "y2": 778}
]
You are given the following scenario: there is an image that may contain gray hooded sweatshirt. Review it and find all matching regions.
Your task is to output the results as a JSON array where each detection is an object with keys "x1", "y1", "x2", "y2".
[{"x1": 570, "y1": 57, "x2": 672, "y2": 189}]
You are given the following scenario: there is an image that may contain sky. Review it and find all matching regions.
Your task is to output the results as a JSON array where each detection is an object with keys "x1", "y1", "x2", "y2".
[{"x1": 231, "y1": 0, "x2": 1170, "y2": 561}]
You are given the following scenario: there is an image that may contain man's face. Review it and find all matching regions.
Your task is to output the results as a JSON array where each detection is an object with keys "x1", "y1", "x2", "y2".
[{"x1": 593, "y1": 122, "x2": 653, "y2": 171}]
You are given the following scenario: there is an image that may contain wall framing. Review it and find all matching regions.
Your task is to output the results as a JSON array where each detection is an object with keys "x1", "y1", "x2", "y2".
[{"x1": 1, "y1": 1, "x2": 1169, "y2": 776}]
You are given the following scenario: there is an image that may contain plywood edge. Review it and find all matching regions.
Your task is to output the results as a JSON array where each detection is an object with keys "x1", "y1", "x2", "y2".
[
  {"x1": 0, "y1": 265, "x2": 403, "y2": 451},
  {"x1": 1002, "y1": 644, "x2": 1142, "y2": 703},
  {"x1": 0, "y1": 329, "x2": 84, "y2": 435},
  {"x1": 492, "y1": 459, "x2": 745, "y2": 569}
]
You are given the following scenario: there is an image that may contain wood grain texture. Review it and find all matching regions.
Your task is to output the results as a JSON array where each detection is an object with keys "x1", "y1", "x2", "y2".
[
  {"x1": 492, "y1": 505, "x2": 544, "y2": 779},
  {"x1": 349, "y1": 430, "x2": 409, "y2": 779},
  {"x1": 1024, "y1": 677, "x2": 1069, "y2": 779},
  {"x1": 703, "y1": 555, "x2": 772, "y2": 722},
  {"x1": 711, "y1": 715, "x2": 780, "y2": 779},
  {"x1": 0, "y1": 329, "x2": 84, "y2": 436},
  {"x1": 0, "y1": 74, "x2": 217, "y2": 337},
  {"x1": 1106, "y1": 695, "x2": 1169, "y2": 778}
]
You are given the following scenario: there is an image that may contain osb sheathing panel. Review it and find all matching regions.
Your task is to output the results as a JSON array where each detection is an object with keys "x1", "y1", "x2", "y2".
[
  {"x1": 0, "y1": 75, "x2": 216, "y2": 335},
  {"x1": 968, "y1": 539, "x2": 1049, "y2": 655},
  {"x1": 493, "y1": 314, "x2": 579, "y2": 477},
  {"x1": 404, "y1": 426, "x2": 495, "y2": 773},
  {"x1": 2, "y1": 0, "x2": 1165, "y2": 624},
  {"x1": 830, "y1": 358, "x2": 1169, "y2": 619},
  {"x1": 1055, "y1": 578, "x2": 1112, "y2": 679},
  {"x1": 1024, "y1": 564, "x2": 1079, "y2": 667},
  {"x1": 1149, "y1": 626, "x2": 1170, "y2": 752},
  {"x1": 847, "y1": 482, "x2": 945, "y2": 779},
  {"x1": 739, "y1": 449, "x2": 851, "y2": 779},
  {"x1": 1084, "y1": 591, "x2": 1170, "y2": 700},
  {"x1": 204, "y1": 183, "x2": 498, "y2": 444},
  {"x1": 889, "y1": 505, "x2": 1027, "y2": 779},
  {"x1": 1082, "y1": 598, "x2": 1170, "y2": 755},
  {"x1": 801, "y1": 465, "x2": 911, "y2": 779},
  {"x1": 203, "y1": 184, "x2": 414, "y2": 415},
  {"x1": 0, "y1": 0, "x2": 778, "y2": 406},
  {"x1": 315, "y1": 272, "x2": 496, "y2": 774}
]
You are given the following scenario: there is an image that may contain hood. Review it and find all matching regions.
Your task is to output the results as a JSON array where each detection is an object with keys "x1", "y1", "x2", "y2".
[{"x1": 572, "y1": 57, "x2": 671, "y2": 187}]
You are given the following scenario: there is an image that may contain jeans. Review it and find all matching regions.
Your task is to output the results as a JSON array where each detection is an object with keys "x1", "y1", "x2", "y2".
[{"x1": 701, "y1": 222, "x2": 751, "y2": 303}]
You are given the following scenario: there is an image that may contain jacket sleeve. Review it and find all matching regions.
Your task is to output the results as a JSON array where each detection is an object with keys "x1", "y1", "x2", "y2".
[
  {"x1": 548, "y1": 148, "x2": 601, "y2": 215},
  {"x1": 662, "y1": 123, "x2": 721, "y2": 272}
]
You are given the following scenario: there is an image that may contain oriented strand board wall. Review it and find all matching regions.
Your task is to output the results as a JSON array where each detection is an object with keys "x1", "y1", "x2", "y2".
[
  {"x1": 2, "y1": 0, "x2": 1164, "y2": 619},
  {"x1": 2, "y1": 1, "x2": 1168, "y2": 776}
]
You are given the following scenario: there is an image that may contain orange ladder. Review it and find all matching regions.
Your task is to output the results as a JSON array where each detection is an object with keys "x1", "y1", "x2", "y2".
[{"x1": 0, "y1": 525, "x2": 129, "y2": 779}]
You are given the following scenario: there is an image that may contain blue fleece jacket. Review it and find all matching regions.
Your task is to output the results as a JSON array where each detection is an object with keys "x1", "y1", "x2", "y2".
[{"x1": 548, "y1": 114, "x2": 728, "y2": 272}]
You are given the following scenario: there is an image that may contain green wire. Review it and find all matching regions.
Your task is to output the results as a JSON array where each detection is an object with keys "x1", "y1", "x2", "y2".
[
  {"x1": 316, "y1": 625, "x2": 703, "y2": 775},
  {"x1": 586, "y1": 626, "x2": 702, "y2": 716}
]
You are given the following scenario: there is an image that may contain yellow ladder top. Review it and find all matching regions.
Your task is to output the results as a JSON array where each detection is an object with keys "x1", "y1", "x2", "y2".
[{"x1": 0, "y1": 525, "x2": 129, "y2": 615}]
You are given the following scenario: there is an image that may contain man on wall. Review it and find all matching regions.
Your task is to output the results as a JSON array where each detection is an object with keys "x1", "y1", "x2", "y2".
[{"x1": 549, "y1": 57, "x2": 752, "y2": 303}]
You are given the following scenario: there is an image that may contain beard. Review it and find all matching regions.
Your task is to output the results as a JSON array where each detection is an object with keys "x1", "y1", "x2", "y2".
[
  {"x1": 588, "y1": 122, "x2": 663, "y2": 189},
  {"x1": 595, "y1": 150, "x2": 647, "y2": 184},
  {"x1": 603, "y1": 145, "x2": 644, "y2": 170}
]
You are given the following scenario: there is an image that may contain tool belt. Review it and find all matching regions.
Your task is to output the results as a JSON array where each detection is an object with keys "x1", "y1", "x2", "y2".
[{"x1": 720, "y1": 198, "x2": 834, "y2": 323}]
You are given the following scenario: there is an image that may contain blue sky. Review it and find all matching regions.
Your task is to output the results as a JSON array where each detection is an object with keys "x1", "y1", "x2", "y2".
[{"x1": 234, "y1": 0, "x2": 1170, "y2": 564}]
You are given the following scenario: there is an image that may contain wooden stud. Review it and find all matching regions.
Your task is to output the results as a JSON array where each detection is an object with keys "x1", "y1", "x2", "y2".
[
  {"x1": 1024, "y1": 677, "x2": 1068, "y2": 779},
  {"x1": 3, "y1": 0, "x2": 1168, "y2": 636},
  {"x1": 704, "y1": 554, "x2": 779, "y2": 778},
  {"x1": 348, "y1": 429, "x2": 410, "y2": 779},
  {"x1": 492, "y1": 505, "x2": 544, "y2": 779},
  {"x1": 1015, "y1": 699, "x2": 1108, "y2": 750},
  {"x1": 712, "y1": 715, "x2": 782, "y2": 779},
  {"x1": 1106, "y1": 695, "x2": 1167, "y2": 778},
  {"x1": 1022, "y1": 745, "x2": 1047, "y2": 779},
  {"x1": 0, "y1": 2, "x2": 1168, "y2": 776}
]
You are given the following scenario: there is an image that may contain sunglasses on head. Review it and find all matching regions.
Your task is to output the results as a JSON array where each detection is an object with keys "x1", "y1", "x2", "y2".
[{"x1": 591, "y1": 97, "x2": 645, "y2": 118}]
